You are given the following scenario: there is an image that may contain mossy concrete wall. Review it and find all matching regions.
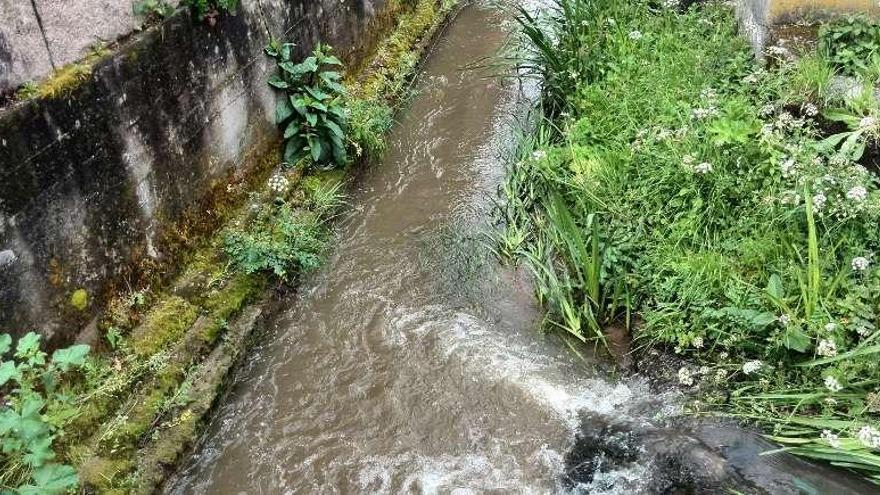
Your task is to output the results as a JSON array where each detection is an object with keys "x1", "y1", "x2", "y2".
[
  {"x1": 737, "y1": 0, "x2": 880, "y2": 55},
  {"x1": 0, "y1": 0, "x2": 391, "y2": 342}
]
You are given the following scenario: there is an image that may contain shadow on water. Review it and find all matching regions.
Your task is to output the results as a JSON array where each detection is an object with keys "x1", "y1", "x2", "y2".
[{"x1": 165, "y1": 2, "x2": 880, "y2": 493}]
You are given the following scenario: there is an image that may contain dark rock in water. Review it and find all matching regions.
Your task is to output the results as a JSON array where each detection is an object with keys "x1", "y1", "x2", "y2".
[{"x1": 563, "y1": 415, "x2": 880, "y2": 494}]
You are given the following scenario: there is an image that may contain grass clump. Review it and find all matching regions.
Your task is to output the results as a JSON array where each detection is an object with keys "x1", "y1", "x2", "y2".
[{"x1": 503, "y1": 0, "x2": 880, "y2": 482}]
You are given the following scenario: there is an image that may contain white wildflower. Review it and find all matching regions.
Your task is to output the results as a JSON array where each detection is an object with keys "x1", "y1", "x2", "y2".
[
  {"x1": 857, "y1": 325, "x2": 873, "y2": 337},
  {"x1": 825, "y1": 375, "x2": 843, "y2": 393},
  {"x1": 766, "y1": 45, "x2": 791, "y2": 58},
  {"x1": 743, "y1": 73, "x2": 759, "y2": 84},
  {"x1": 759, "y1": 104, "x2": 775, "y2": 116},
  {"x1": 664, "y1": 0, "x2": 678, "y2": 7},
  {"x1": 852, "y1": 256, "x2": 870, "y2": 272},
  {"x1": 847, "y1": 185, "x2": 868, "y2": 202},
  {"x1": 776, "y1": 112, "x2": 794, "y2": 128},
  {"x1": 859, "y1": 116, "x2": 878, "y2": 131},
  {"x1": 824, "y1": 322, "x2": 836, "y2": 332},
  {"x1": 532, "y1": 150, "x2": 547, "y2": 161},
  {"x1": 628, "y1": 30, "x2": 643, "y2": 40},
  {"x1": 682, "y1": 154, "x2": 696, "y2": 167},
  {"x1": 821, "y1": 430, "x2": 842, "y2": 448},
  {"x1": 693, "y1": 336, "x2": 705, "y2": 349},
  {"x1": 817, "y1": 339, "x2": 837, "y2": 357},
  {"x1": 812, "y1": 193, "x2": 827, "y2": 211},
  {"x1": 700, "y1": 88, "x2": 718, "y2": 101},
  {"x1": 802, "y1": 103, "x2": 819, "y2": 117},
  {"x1": 778, "y1": 314, "x2": 791, "y2": 327},
  {"x1": 742, "y1": 360, "x2": 763, "y2": 375},
  {"x1": 719, "y1": 351, "x2": 729, "y2": 360},
  {"x1": 267, "y1": 174, "x2": 289, "y2": 194},
  {"x1": 779, "y1": 158, "x2": 797, "y2": 177},
  {"x1": 714, "y1": 369, "x2": 728, "y2": 382},
  {"x1": 857, "y1": 425, "x2": 880, "y2": 449},
  {"x1": 699, "y1": 365, "x2": 711, "y2": 375},
  {"x1": 694, "y1": 162, "x2": 713, "y2": 174},
  {"x1": 678, "y1": 367, "x2": 694, "y2": 386}
]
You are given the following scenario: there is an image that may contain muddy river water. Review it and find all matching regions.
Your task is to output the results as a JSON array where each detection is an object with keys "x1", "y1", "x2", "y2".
[{"x1": 166, "y1": 3, "x2": 880, "y2": 493}]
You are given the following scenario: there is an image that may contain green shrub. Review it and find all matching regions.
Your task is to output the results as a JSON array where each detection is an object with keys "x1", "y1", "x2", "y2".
[
  {"x1": 266, "y1": 42, "x2": 350, "y2": 168},
  {"x1": 0, "y1": 333, "x2": 89, "y2": 494},
  {"x1": 132, "y1": 0, "x2": 174, "y2": 20},
  {"x1": 223, "y1": 201, "x2": 329, "y2": 280}
]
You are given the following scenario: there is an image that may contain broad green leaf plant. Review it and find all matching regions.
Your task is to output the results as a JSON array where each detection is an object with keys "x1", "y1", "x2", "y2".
[
  {"x1": 266, "y1": 42, "x2": 350, "y2": 169},
  {"x1": 0, "y1": 333, "x2": 88, "y2": 494}
]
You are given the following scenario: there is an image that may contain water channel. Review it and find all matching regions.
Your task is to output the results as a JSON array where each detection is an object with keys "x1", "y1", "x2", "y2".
[{"x1": 166, "y1": 2, "x2": 880, "y2": 493}]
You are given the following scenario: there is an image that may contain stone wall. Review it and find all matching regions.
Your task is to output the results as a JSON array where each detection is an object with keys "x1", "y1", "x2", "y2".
[{"x1": 0, "y1": 0, "x2": 391, "y2": 342}]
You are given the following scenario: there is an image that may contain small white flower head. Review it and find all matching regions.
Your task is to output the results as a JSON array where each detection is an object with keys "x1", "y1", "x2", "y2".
[
  {"x1": 714, "y1": 369, "x2": 728, "y2": 382},
  {"x1": 568, "y1": 69, "x2": 579, "y2": 80},
  {"x1": 821, "y1": 430, "x2": 842, "y2": 448},
  {"x1": 700, "y1": 87, "x2": 718, "y2": 101},
  {"x1": 606, "y1": 17, "x2": 616, "y2": 26},
  {"x1": 779, "y1": 158, "x2": 797, "y2": 177},
  {"x1": 778, "y1": 314, "x2": 791, "y2": 327},
  {"x1": 824, "y1": 322, "x2": 837, "y2": 332},
  {"x1": 766, "y1": 45, "x2": 791, "y2": 58},
  {"x1": 742, "y1": 360, "x2": 763, "y2": 375},
  {"x1": 580, "y1": 20, "x2": 589, "y2": 27},
  {"x1": 759, "y1": 104, "x2": 776, "y2": 116},
  {"x1": 532, "y1": 150, "x2": 547, "y2": 161},
  {"x1": 857, "y1": 425, "x2": 880, "y2": 449},
  {"x1": 761, "y1": 123, "x2": 776, "y2": 137},
  {"x1": 678, "y1": 367, "x2": 694, "y2": 386},
  {"x1": 776, "y1": 112, "x2": 794, "y2": 128},
  {"x1": 812, "y1": 193, "x2": 827, "y2": 211},
  {"x1": 859, "y1": 116, "x2": 878, "y2": 131},
  {"x1": 825, "y1": 397, "x2": 838, "y2": 406},
  {"x1": 268, "y1": 174, "x2": 290, "y2": 194},
  {"x1": 852, "y1": 256, "x2": 870, "y2": 272},
  {"x1": 779, "y1": 190, "x2": 801, "y2": 206},
  {"x1": 802, "y1": 103, "x2": 819, "y2": 117},
  {"x1": 628, "y1": 30, "x2": 643, "y2": 40},
  {"x1": 694, "y1": 162, "x2": 713, "y2": 174},
  {"x1": 847, "y1": 185, "x2": 868, "y2": 202},
  {"x1": 682, "y1": 154, "x2": 696, "y2": 167},
  {"x1": 663, "y1": 0, "x2": 679, "y2": 7},
  {"x1": 719, "y1": 351, "x2": 729, "y2": 360},
  {"x1": 743, "y1": 73, "x2": 760, "y2": 84},
  {"x1": 693, "y1": 336, "x2": 705, "y2": 349},
  {"x1": 825, "y1": 375, "x2": 843, "y2": 393},
  {"x1": 817, "y1": 339, "x2": 837, "y2": 357}
]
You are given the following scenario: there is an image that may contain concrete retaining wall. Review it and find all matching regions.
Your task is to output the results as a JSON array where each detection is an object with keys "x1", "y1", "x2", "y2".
[{"x1": 0, "y1": 0, "x2": 391, "y2": 342}]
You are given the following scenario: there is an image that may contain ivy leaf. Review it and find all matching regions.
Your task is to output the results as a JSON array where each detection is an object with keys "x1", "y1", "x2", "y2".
[
  {"x1": 267, "y1": 75, "x2": 288, "y2": 89},
  {"x1": 308, "y1": 137, "x2": 323, "y2": 162},
  {"x1": 0, "y1": 361, "x2": 18, "y2": 387},
  {"x1": 283, "y1": 121, "x2": 302, "y2": 139},
  {"x1": 0, "y1": 334, "x2": 11, "y2": 356},
  {"x1": 15, "y1": 332, "x2": 41, "y2": 359},
  {"x1": 23, "y1": 435, "x2": 54, "y2": 467},
  {"x1": 19, "y1": 464, "x2": 78, "y2": 494},
  {"x1": 304, "y1": 86, "x2": 329, "y2": 101},
  {"x1": 275, "y1": 97, "x2": 293, "y2": 125},
  {"x1": 323, "y1": 119, "x2": 344, "y2": 139},
  {"x1": 783, "y1": 327, "x2": 810, "y2": 353},
  {"x1": 766, "y1": 274, "x2": 784, "y2": 300},
  {"x1": 50, "y1": 345, "x2": 89, "y2": 372},
  {"x1": 322, "y1": 55, "x2": 343, "y2": 66}
]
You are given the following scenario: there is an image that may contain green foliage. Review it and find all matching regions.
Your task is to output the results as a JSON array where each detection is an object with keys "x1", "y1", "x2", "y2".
[
  {"x1": 505, "y1": 0, "x2": 880, "y2": 482},
  {"x1": 180, "y1": 0, "x2": 238, "y2": 20},
  {"x1": 223, "y1": 198, "x2": 332, "y2": 281},
  {"x1": 266, "y1": 42, "x2": 350, "y2": 168},
  {"x1": 0, "y1": 332, "x2": 88, "y2": 494},
  {"x1": 132, "y1": 0, "x2": 174, "y2": 20},
  {"x1": 819, "y1": 15, "x2": 880, "y2": 75}
]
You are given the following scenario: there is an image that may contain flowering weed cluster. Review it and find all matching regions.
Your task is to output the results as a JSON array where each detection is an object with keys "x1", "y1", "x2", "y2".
[{"x1": 504, "y1": 0, "x2": 880, "y2": 482}]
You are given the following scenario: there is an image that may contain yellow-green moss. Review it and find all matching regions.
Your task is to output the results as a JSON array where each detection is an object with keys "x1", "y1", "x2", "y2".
[
  {"x1": 200, "y1": 273, "x2": 263, "y2": 343},
  {"x1": 70, "y1": 289, "x2": 89, "y2": 311},
  {"x1": 78, "y1": 455, "x2": 132, "y2": 493},
  {"x1": 130, "y1": 296, "x2": 198, "y2": 356}
]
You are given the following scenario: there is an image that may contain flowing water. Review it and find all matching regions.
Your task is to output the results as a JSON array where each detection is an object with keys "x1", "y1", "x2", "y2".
[{"x1": 166, "y1": 3, "x2": 880, "y2": 493}]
